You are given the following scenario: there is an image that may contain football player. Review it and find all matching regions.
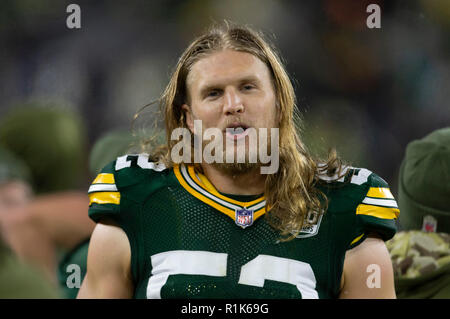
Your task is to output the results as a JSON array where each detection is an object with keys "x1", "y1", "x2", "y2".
[{"x1": 78, "y1": 22, "x2": 399, "y2": 299}]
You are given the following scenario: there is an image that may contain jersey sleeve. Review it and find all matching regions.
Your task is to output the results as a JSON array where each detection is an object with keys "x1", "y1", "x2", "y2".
[
  {"x1": 86, "y1": 156, "x2": 143, "y2": 285},
  {"x1": 348, "y1": 170, "x2": 400, "y2": 249},
  {"x1": 87, "y1": 160, "x2": 121, "y2": 223}
]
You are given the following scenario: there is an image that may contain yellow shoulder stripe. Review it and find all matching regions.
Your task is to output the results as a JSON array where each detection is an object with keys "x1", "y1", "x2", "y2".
[
  {"x1": 350, "y1": 233, "x2": 365, "y2": 246},
  {"x1": 356, "y1": 204, "x2": 399, "y2": 220},
  {"x1": 366, "y1": 187, "x2": 394, "y2": 199},
  {"x1": 92, "y1": 173, "x2": 115, "y2": 185},
  {"x1": 89, "y1": 191, "x2": 120, "y2": 205}
]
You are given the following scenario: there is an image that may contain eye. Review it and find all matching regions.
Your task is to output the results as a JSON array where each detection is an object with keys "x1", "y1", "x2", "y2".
[
  {"x1": 205, "y1": 89, "x2": 222, "y2": 99},
  {"x1": 241, "y1": 83, "x2": 256, "y2": 91}
]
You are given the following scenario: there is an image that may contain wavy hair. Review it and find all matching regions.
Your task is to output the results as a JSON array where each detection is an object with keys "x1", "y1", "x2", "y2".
[{"x1": 142, "y1": 21, "x2": 344, "y2": 241}]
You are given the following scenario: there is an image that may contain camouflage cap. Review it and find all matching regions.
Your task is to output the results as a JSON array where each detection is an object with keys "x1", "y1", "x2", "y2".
[
  {"x1": 398, "y1": 127, "x2": 450, "y2": 233},
  {"x1": 0, "y1": 104, "x2": 87, "y2": 194}
]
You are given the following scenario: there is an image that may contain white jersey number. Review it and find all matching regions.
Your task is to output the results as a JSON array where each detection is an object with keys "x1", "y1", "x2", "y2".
[
  {"x1": 238, "y1": 254, "x2": 318, "y2": 299},
  {"x1": 115, "y1": 154, "x2": 166, "y2": 171},
  {"x1": 146, "y1": 250, "x2": 318, "y2": 299}
]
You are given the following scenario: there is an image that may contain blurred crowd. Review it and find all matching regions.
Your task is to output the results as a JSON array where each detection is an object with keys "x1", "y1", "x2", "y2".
[
  {"x1": 0, "y1": 0, "x2": 449, "y2": 298},
  {"x1": 1, "y1": 0, "x2": 450, "y2": 190}
]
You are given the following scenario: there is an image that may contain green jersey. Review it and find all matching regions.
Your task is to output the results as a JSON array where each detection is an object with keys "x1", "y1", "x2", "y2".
[
  {"x1": 57, "y1": 238, "x2": 90, "y2": 299},
  {"x1": 88, "y1": 154, "x2": 399, "y2": 299}
]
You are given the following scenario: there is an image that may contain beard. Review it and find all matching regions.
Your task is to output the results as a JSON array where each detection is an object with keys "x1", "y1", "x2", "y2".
[
  {"x1": 182, "y1": 115, "x2": 279, "y2": 175},
  {"x1": 199, "y1": 129, "x2": 273, "y2": 176},
  {"x1": 211, "y1": 159, "x2": 262, "y2": 176}
]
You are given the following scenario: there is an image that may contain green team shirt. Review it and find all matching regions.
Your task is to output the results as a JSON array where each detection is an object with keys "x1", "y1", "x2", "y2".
[
  {"x1": 87, "y1": 154, "x2": 399, "y2": 299},
  {"x1": 57, "y1": 238, "x2": 90, "y2": 299}
]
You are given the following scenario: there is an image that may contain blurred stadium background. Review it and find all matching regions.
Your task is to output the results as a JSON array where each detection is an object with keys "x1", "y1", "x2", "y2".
[{"x1": 1, "y1": 0, "x2": 449, "y2": 195}]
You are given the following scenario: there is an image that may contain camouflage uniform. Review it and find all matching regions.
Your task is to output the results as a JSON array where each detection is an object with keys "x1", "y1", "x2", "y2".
[
  {"x1": 388, "y1": 231, "x2": 450, "y2": 279},
  {"x1": 386, "y1": 231, "x2": 450, "y2": 298},
  {"x1": 392, "y1": 127, "x2": 450, "y2": 298}
]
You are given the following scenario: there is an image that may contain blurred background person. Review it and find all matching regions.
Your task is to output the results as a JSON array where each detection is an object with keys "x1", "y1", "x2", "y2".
[
  {"x1": 58, "y1": 128, "x2": 142, "y2": 298},
  {"x1": 0, "y1": 146, "x2": 60, "y2": 298},
  {"x1": 0, "y1": 104, "x2": 95, "y2": 290},
  {"x1": 386, "y1": 127, "x2": 450, "y2": 298},
  {"x1": 0, "y1": 103, "x2": 157, "y2": 298}
]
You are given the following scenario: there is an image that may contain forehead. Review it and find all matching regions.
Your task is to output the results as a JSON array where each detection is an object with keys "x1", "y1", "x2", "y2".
[{"x1": 186, "y1": 50, "x2": 272, "y2": 92}]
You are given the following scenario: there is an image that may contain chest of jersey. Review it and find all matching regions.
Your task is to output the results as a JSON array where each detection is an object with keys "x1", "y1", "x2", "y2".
[
  {"x1": 88, "y1": 156, "x2": 399, "y2": 299},
  {"x1": 122, "y1": 186, "x2": 344, "y2": 299}
]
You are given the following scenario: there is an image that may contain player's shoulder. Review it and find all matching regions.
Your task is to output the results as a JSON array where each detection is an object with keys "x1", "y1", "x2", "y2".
[
  {"x1": 87, "y1": 154, "x2": 171, "y2": 209},
  {"x1": 93, "y1": 153, "x2": 168, "y2": 184},
  {"x1": 318, "y1": 165, "x2": 391, "y2": 200},
  {"x1": 113, "y1": 153, "x2": 168, "y2": 185},
  {"x1": 318, "y1": 165, "x2": 399, "y2": 247}
]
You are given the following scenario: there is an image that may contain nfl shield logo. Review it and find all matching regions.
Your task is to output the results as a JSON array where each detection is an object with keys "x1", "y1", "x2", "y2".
[{"x1": 235, "y1": 208, "x2": 254, "y2": 228}]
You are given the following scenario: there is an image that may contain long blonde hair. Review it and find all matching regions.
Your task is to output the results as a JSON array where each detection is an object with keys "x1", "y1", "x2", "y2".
[{"x1": 145, "y1": 21, "x2": 343, "y2": 241}]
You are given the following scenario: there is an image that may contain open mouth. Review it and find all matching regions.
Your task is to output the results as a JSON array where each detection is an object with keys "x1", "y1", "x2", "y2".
[{"x1": 224, "y1": 123, "x2": 250, "y2": 140}]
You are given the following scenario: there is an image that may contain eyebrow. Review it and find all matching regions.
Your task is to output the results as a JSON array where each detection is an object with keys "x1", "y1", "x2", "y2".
[{"x1": 198, "y1": 75, "x2": 262, "y2": 97}]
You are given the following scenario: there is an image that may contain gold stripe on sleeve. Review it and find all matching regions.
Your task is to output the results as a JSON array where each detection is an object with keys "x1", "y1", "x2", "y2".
[
  {"x1": 92, "y1": 173, "x2": 115, "y2": 185},
  {"x1": 350, "y1": 233, "x2": 365, "y2": 246},
  {"x1": 89, "y1": 191, "x2": 120, "y2": 205},
  {"x1": 366, "y1": 187, "x2": 394, "y2": 199},
  {"x1": 356, "y1": 204, "x2": 399, "y2": 220}
]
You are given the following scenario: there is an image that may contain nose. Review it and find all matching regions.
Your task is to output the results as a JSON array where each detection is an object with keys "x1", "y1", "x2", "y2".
[{"x1": 223, "y1": 87, "x2": 244, "y2": 115}]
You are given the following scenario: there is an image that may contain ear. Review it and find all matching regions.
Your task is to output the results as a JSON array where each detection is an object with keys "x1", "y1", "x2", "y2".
[{"x1": 182, "y1": 103, "x2": 194, "y2": 133}]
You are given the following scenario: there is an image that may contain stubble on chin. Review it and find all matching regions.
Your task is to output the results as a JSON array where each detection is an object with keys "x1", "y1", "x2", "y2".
[{"x1": 211, "y1": 161, "x2": 261, "y2": 177}]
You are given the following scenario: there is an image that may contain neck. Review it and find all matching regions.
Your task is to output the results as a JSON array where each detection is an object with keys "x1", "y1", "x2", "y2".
[{"x1": 200, "y1": 163, "x2": 266, "y2": 195}]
